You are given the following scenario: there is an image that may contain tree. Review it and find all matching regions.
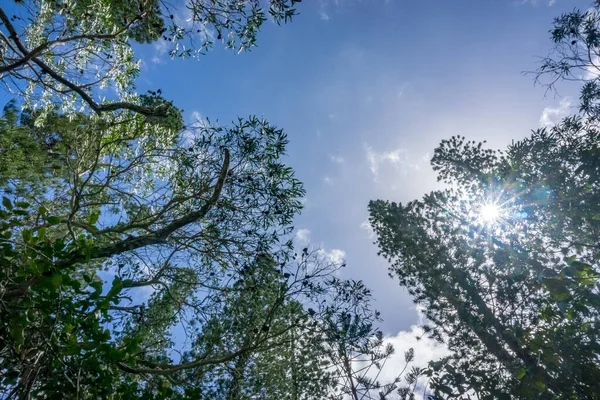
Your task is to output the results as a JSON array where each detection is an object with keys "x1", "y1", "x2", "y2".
[
  {"x1": 0, "y1": 0, "x2": 301, "y2": 117},
  {"x1": 370, "y1": 124, "x2": 600, "y2": 399},
  {"x1": 175, "y1": 251, "x2": 342, "y2": 399},
  {"x1": 0, "y1": 98, "x2": 292, "y2": 395},
  {"x1": 326, "y1": 319, "x2": 420, "y2": 400},
  {"x1": 0, "y1": 1, "x2": 407, "y2": 398},
  {"x1": 536, "y1": 0, "x2": 600, "y2": 120},
  {"x1": 0, "y1": 102, "x2": 390, "y2": 398},
  {"x1": 369, "y1": 5, "x2": 600, "y2": 396}
]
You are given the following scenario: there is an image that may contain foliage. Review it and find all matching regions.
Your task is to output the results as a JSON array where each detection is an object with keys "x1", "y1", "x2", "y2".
[
  {"x1": 536, "y1": 0, "x2": 600, "y2": 118},
  {"x1": 0, "y1": 0, "x2": 301, "y2": 116},
  {"x1": 0, "y1": 0, "x2": 404, "y2": 397},
  {"x1": 368, "y1": 4, "x2": 600, "y2": 398},
  {"x1": 0, "y1": 99, "x2": 391, "y2": 398},
  {"x1": 370, "y1": 65, "x2": 600, "y2": 400}
]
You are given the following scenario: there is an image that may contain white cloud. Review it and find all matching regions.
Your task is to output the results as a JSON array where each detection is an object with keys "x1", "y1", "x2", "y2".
[
  {"x1": 359, "y1": 220, "x2": 374, "y2": 239},
  {"x1": 319, "y1": 11, "x2": 330, "y2": 21},
  {"x1": 180, "y1": 111, "x2": 209, "y2": 146},
  {"x1": 295, "y1": 229, "x2": 311, "y2": 246},
  {"x1": 539, "y1": 97, "x2": 572, "y2": 127},
  {"x1": 369, "y1": 325, "x2": 451, "y2": 394},
  {"x1": 330, "y1": 154, "x2": 344, "y2": 164},
  {"x1": 517, "y1": 0, "x2": 556, "y2": 5},
  {"x1": 189, "y1": 111, "x2": 211, "y2": 130},
  {"x1": 366, "y1": 144, "x2": 426, "y2": 180},
  {"x1": 323, "y1": 176, "x2": 333, "y2": 185},
  {"x1": 584, "y1": 54, "x2": 600, "y2": 80},
  {"x1": 319, "y1": 248, "x2": 346, "y2": 266},
  {"x1": 152, "y1": 40, "x2": 169, "y2": 64},
  {"x1": 190, "y1": 110, "x2": 203, "y2": 125},
  {"x1": 366, "y1": 145, "x2": 406, "y2": 179}
]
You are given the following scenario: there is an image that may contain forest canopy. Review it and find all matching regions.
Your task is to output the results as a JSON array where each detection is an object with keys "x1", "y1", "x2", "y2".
[{"x1": 2, "y1": 1, "x2": 600, "y2": 399}]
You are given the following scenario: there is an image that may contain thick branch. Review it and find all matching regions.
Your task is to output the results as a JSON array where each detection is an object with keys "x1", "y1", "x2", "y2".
[
  {"x1": 81, "y1": 149, "x2": 230, "y2": 261},
  {"x1": 0, "y1": 7, "x2": 165, "y2": 117},
  {"x1": 0, "y1": 32, "x2": 122, "y2": 74}
]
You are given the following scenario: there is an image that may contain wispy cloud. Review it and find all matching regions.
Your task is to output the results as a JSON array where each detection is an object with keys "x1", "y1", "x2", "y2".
[
  {"x1": 190, "y1": 111, "x2": 209, "y2": 128},
  {"x1": 359, "y1": 220, "x2": 375, "y2": 239},
  {"x1": 365, "y1": 145, "x2": 431, "y2": 182},
  {"x1": 368, "y1": 325, "x2": 451, "y2": 394},
  {"x1": 319, "y1": 248, "x2": 346, "y2": 265},
  {"x1": 319, "y1": 11, "x2": 330, "y2": 21},
  {"x1": 180, "y1": 111, "x2": 210, "y2": 146},
  {"x1": 295, "y1": 228, "x2": 311, "y2": 246},
  {"x1": 540, "y1": 97, "x2": 572, "y2": 127},
  {"x1": 330, "y1": 154, "x2": 345, "y2": 164},
  {"x1": 583, "y1": 54, "x2": 600, "y2": 80},
  {"x1": 366, "y1": 145, "x2": 408, "y2": 180},
  {"x1": 516, "y1": 0, "x2": 556, "y2": 5},
  {"x1": 366, "y1": 144, "x2": 429, "y2": 181},
  {"x1": 152, "y1": 40, "x2": 169, "y2": 64}
]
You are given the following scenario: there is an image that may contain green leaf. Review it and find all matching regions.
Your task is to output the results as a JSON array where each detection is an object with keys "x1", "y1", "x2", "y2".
[
  {"x1": 45, "y1": 216, "x2": 61, "y2": 225},
  {"x1": 9, "y1": 322, "x2": 24, "y2": 345},
  {"x1": 108, "y1": 347, "x2": 127, "y2": 362},
  {"x1": 51, "y1": 274, "x2": 63, "y2": 288},
  {"x1": 106, "y1": 277, "x2": 123, "y2": 303},
  {"x1": 542, "y1": 278, "x2": 571, "y2": 301},
  {"x1": 15, "y1": 201, "x2": 30, "y2": 209},
  {"x1": 534, "y1": 380, "x2": 546, "y2": 392},
  {"x1": 88, "y1": 212, "x2": 100, "y2": 225},
  {"x1": 2, "y1": 196, "x2": 12, "y2": 210},
  {"x1": 515, "y1": 368, "x2": 526, "y2": 380},
  {"x1": 22, "y1": 229, "x2": 32, "y2": 242}
]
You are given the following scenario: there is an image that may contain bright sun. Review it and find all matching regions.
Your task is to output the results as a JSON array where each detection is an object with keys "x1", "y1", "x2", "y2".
[{"x1": 480, "y1": 203, "x2": 501, "y2": 223}]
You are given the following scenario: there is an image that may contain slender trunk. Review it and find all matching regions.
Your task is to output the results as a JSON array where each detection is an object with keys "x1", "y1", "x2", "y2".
[
  {"x1": 340, "y1": 344, "x2": 359, "y2": 400},
  {"x1": 290, "y1": 328, "x2": 299, "y2": 400},
  {"x1": 227, "y1": 351, "x2": 250, "y2": 400}
]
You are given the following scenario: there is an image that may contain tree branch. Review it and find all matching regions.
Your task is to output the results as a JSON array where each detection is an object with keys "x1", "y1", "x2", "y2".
[
  {"x1": 0, "y1": 7, "x2": 166, "y2": 117},
  {"x1": 79, "y1": 149, "x2": 230, "y2": 261}
]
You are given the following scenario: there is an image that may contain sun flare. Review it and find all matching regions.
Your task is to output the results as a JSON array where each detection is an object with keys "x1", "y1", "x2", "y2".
[{"x1": 479, "y1": 203, "x2": 501, "y2": 224}]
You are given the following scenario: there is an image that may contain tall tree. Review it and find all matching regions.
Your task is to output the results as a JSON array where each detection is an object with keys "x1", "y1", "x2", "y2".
[
  {"x1": 0, "y1": 104, "x2": 389, "y2": 398},
  {"x1": 369, "y1": 4, "x2": 600, "y2": 398},
  {"x1": 370, "y1": 124, "x2": 600, "y2": 400},
  {"x1": 0, "y1": 1, "x2": 407, "y2": 398}
]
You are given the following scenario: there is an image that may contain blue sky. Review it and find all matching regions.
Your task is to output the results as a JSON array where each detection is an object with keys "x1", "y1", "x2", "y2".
[{"x1": 134, "y1": 0, "x2": 585, "y2": 339}]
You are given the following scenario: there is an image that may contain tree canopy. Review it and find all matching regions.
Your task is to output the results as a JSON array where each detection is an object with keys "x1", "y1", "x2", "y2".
[
  {"x1": 0, "y1": 0, "x2": 300, "y2": 117},
  {"x1": 369, "y1": 3, "x2": 600, "y2": 399},
  {"x1": 7, "y1": 0, "x2": 600, "y2": 399},
  {"x1": 0, "y1": 1, "x2": 418, "y2": 398}
]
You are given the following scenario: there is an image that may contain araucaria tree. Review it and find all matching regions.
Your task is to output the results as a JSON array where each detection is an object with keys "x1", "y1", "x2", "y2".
[
  {"x1": 0, "y1": 1, "x2": 395, "y2": 399},
  {"x1": 369, "y1": 4, "x2": 600, "y2": 399}
]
